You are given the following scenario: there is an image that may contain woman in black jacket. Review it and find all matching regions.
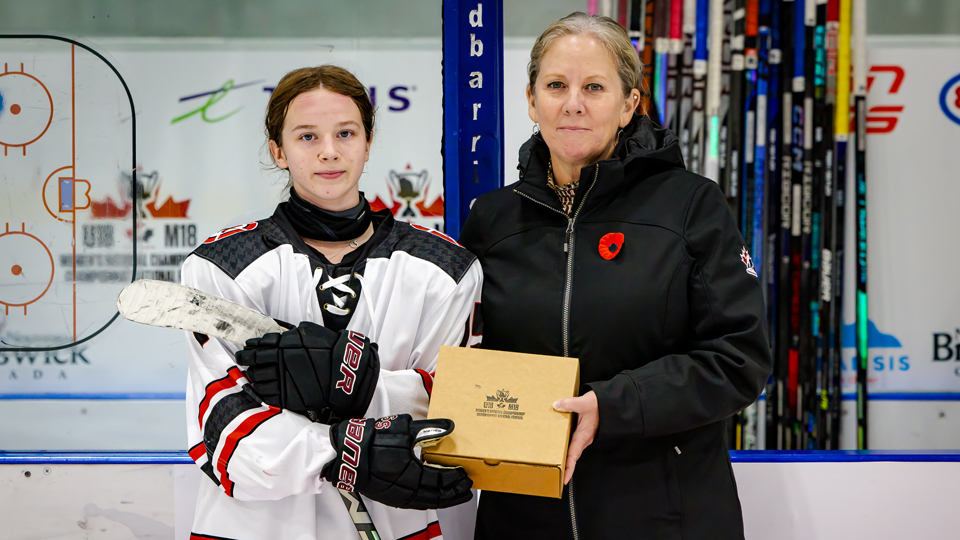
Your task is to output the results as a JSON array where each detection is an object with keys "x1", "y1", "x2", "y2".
[{"x1": 459, "y1": 12, "x2": 772, "y2": 540}]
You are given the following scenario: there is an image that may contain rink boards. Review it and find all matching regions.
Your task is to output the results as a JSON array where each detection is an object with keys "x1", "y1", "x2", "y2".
[{"x1": 1, "y1": 451, "x2": 958, "y2": 540}]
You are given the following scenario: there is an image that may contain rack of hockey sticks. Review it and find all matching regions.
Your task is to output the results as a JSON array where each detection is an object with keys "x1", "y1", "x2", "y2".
[{"x1": 606, "y1": 0, "x2": 869, "y2": 451}]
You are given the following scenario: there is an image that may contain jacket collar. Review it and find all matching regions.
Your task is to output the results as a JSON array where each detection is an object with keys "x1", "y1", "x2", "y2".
[{"x1": 513, "y1": 114, "x2": 685, "y2": 215}]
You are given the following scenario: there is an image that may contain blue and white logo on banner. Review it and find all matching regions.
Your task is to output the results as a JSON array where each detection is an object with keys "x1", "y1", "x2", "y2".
[{"x1": 938, "y1": 73, "x2": 960, "y2": 126}]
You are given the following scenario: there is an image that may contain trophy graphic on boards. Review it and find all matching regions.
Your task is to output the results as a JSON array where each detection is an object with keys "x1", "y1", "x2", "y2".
[{"x1": 387, "y1": 168, "x2": 429, "y2": 218}]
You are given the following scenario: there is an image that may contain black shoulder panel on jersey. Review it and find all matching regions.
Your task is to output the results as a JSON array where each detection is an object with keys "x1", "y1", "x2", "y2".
[
  {"x1": 190, "y1": 218, "x2": 288, "y2": 280},
  {"x1": 369, "y1": 221, "x2": 477, "y2": 283}
]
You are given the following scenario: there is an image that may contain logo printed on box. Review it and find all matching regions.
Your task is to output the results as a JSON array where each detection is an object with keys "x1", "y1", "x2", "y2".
[{"x1": 478, "y1": 389, "x2": 524, "y2": 419}]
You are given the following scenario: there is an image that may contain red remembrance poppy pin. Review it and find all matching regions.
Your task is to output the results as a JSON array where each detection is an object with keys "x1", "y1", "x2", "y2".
[{"x1": 598, "y1": 232, "x2": 624, "y2": 260}]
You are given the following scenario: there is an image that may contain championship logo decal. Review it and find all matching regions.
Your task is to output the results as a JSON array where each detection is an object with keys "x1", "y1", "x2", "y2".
[{"x1": 477, "y1": 389, "x2": 525, "y2": 420}]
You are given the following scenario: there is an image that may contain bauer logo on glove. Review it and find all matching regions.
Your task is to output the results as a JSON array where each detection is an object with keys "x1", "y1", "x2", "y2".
[
  {"x1": 235, "y1": 321, "x2": 380, "y2": 423},
  {"x1": 335, "y1": 331, "x2": 367, "y2": 395},
  {"x1": 322, "y1": 414, "x2": 473, "y2": 510}
]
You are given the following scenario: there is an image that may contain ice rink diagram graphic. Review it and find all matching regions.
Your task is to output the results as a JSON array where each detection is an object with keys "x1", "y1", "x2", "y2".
[
  {"x1": 0, "y1": 36, "x2": 136, "y2": 351},
  {"x1": 0, "y1": 223, "x2": 54, "y2": 314},
  {"x1": 0, "y1": 63, "x2": 54, "y2": 156}
]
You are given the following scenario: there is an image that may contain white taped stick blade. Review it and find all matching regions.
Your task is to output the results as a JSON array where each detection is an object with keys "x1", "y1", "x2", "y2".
[{"x1": 116, "y1": 279, "x2": 285, "y2": 344}]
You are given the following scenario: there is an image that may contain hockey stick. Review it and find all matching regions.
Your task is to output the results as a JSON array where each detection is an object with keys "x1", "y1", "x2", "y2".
[
  {"x1": 678, "y1": 0, "x2": 696, "y2": 166},
  {"x1": 619, "y1": 0, "x2": 630, "y2": 26},
  {"x1": 775, "y1": 0, "x2": 796, "y2": 450},
  {"x1": 725, "y1": 0, "x2": 746, "y2": 224},
  {"x1": 117, "y1": 279, "x2": 381, "y2": 540},
  {"x1": 666, "y1": 0, "x2": 684, "y2": 132},
  {"x1": 653, "y1": 0, "x2": 671, "y2": 126},
  {"x1": 688, "y1": 0, "x2": 708, "y2": 176},
  {"x1": 628, "y1": 0, "x2": 644, "y2": 42},
  {"x1": 752, "y1": 0, "x2": 770, "y2": 281},
  {"x1": 762, "y1": 0, "x2": 783, "y2": 450},
  {"x1": 821, "y1": 0, "x2": 840, "y2": 452},
  {"x1": 642, "y1": 0, "x2": 658, "y2": 118},
  {"x1": 815, "y1": 0, "x2": 838, "y2": 450},
  {"x1": 703, "y1": 0, "x2": 724, "y2": 182},
  {"x1": 797, "y1": 0, "x2": 816, "y2": 450},
  {"x1": 784, "y1": 0, "x2": 807, "y2": 450},
  {"x1": 742, "y1": 0, "x2": 759, "y2": 238},
  {"x1": 808, "y1": 0, "x2": 828, "y2": 449},
  {"x1": 852, "y1": 0, "x2": 868, "y2": 450},
  {"x1": 833, "y1": 0, "x2": 851, "y2": 452}
]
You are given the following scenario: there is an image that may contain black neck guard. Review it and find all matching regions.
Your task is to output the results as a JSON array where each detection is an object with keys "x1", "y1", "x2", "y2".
[{"x1": 281, "y1": 186, "x2": 372, "y2": 242}]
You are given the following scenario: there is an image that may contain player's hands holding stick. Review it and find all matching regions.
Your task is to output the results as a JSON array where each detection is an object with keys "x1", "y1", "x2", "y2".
[
  {"x1": 553, "y1": 390, "x2": 599, "y2": 485},
  {"x1": 235, "y1": 322, "x2": 380, "y2": 423},
  {"x1": 322, "y1": 414, "x2": 474, "y2": 510}
]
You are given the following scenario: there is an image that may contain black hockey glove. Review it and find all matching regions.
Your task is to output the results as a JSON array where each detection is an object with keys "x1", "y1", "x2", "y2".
[
  {"x1": 321, "y1": 414, "x2": 473, "y2": 510},
  {"x1": 235, "y1": 322, "x2": 380, "y2": 422}
]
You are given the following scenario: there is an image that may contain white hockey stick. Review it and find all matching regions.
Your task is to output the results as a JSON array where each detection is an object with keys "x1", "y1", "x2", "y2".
[
  {"x1": 117, "y1": 279, "x2": 380, "y2": 540},
  {"x1": 117, "y1": 279, "x2": 288, "y2": 342}
]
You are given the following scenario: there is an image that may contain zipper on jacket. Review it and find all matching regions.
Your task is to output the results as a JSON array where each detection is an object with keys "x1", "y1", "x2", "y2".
[
  {"x1": 513, "y1": 192, "x2": 571, "y2": 259},
  {"x1": 567, "y1": 478, "x2": 580, "y2": 540},
  {"x1": 561, "y1": 165, "x2": 597, "y2": 540},
  {"x1": 515, "y1": 163, "x2": 598, "y2": 540},
  {"x1": 560, "y1": 164, "x2": 598, "y2": 357}
]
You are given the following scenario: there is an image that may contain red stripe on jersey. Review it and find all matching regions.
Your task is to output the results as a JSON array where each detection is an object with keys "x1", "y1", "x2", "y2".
[
  {"x1": 398, "y1": 521, "x2": 442, "y2": 540},
  {"x1": 198, "y1": 367, "x2": 246, "y2": 428},
  {"x1": 409, "y1": 223, "x2": 462, "y2": 247},
  {"x1": 202, "y1": 222, "x2": 258, "y2": 244},
  {"x1": 459, "y1": 302, "x2": 483, "y2": 348},
  {"x1": 469, "y1": 302, "x2": 482, "y2": 347},
  {"x1": 415, "y1": 369, "x2": 434, "y2": 396},
  {"x1": 216, "y1": 407, "x2": 281, "y2": 497},
  {"x1": 188, "y1": 442, "x2": 206, "y2": 462}
]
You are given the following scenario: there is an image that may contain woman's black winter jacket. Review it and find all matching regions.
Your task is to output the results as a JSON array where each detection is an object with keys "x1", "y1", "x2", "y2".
[{"x1": 459, "y1": 115, "x2": 773, "y2": 540}]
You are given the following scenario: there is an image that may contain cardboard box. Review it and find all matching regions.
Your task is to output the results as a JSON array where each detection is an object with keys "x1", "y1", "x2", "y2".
[{"x1": 422, "y1": 346, "x2": 579, "y2": 498}]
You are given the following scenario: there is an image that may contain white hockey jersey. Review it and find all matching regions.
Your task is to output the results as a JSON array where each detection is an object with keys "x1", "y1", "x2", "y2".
[{"x1": 182, "y1": 208, "x2": 483, "y2": 540}]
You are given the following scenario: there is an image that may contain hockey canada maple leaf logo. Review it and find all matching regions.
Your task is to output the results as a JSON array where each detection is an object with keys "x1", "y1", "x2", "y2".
[{"x1": 740, "y1": 247, "x2": 758, "y2": 277}]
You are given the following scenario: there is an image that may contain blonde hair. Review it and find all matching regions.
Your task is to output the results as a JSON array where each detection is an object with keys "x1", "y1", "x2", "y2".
[{"x1": 528, "y1": 12, "x2": 643, "y2": 98}]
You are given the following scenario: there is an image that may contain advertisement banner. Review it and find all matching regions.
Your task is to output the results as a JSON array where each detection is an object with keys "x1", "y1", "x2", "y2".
[
  {"x1": 3, "y1": 36, "x2": 959, "y2": 398},
  {"x1": 840, "y1": 42, "x2": 960, "y2": 393},
  {"x1": 0, "y1": 37, "x2": 445, "y2": 394}
]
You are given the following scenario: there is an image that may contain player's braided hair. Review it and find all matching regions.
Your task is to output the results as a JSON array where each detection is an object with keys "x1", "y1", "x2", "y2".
[{"x1": 265, "y1": 65, "x2": 376, "y2": 168}]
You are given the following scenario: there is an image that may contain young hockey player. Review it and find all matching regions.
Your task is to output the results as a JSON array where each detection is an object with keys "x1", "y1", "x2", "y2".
[{"x1": 182, "y1": 65, "x2": 482, "y2": 540}]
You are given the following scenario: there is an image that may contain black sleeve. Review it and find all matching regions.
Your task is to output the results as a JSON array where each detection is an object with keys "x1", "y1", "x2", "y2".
[{"x1": 586, "y1": 181, "x2": 773, "y2": 440}]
